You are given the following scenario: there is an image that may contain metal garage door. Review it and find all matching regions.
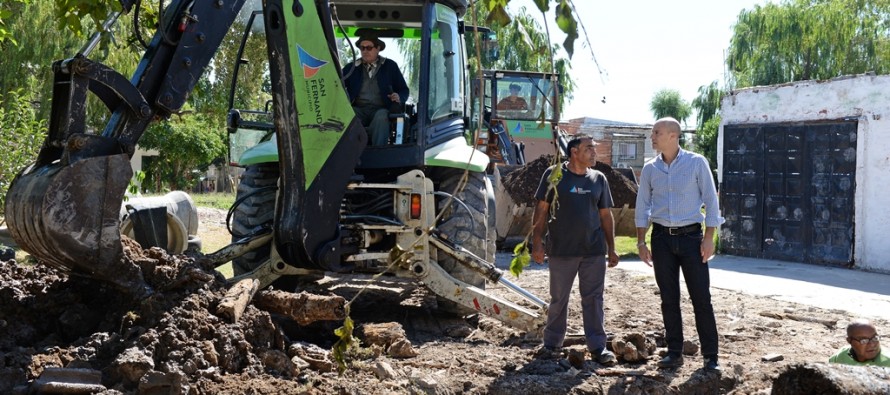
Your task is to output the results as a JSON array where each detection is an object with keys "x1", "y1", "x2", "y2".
[{"x1": 721, "y1": 121, "x2": 857, "y2": 265}]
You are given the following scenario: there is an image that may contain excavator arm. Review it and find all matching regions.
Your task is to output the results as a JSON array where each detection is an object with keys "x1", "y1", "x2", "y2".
[
  {"x1": 6, "y1": 0, "x2": 369, "y2": 294},
  {"x1": 5, "y1": 0, "x2": 250, "y2": 293}
]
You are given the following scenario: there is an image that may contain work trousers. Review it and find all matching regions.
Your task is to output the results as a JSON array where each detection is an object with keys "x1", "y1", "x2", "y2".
[
  {"x1": 543, "y1": 255, "x2": 607, "y2": 353},
  {"x1": 651, "y1": 228, "x2": 719, "y2": 358},
  {"x1": 353, "y1": 105, "x2": 390, "y2": 146}
]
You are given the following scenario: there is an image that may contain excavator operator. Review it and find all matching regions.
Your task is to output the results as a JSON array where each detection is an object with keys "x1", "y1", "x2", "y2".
[{"x1": 342, "y1": 33, "x2": 410, "y2": 145}]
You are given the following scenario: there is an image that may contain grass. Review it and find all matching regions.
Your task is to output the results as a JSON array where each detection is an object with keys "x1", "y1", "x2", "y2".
[
  {"x1": 616, "y1": 235, "x2": 643, "y2": 259},
  {"x1": 189, "y1": 192, "x2": 236, "y2": 210}
]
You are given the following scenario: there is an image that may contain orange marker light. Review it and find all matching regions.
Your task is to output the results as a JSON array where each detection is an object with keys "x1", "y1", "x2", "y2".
[{"x1": 410, "y1": 194, "x2": 422, "y2": 219}]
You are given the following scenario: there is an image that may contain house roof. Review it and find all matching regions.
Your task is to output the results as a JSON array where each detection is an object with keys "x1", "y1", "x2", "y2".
[{"x1": 565, "y1": 117, "x2": 650, "y2": 127}]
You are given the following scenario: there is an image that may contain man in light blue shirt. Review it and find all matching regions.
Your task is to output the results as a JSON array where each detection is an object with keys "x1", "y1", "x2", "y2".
[{"x1": 635, "y1": 117, "x2": 725, "y2": 372}]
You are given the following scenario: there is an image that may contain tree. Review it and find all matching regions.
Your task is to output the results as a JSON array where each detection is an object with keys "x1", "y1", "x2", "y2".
[
  {"x1": 649, "y1": 89, "x2": 691, "y2": 126},
  {"x1": 727, "y1": 0, "x2": 890, "y2": 88},
  {"x1": 691, "y1": 81, "x2": 723, "y2": 129},
  {"x1": 464, "y1": 5, "x2": 576, "y2": 111},
  {"x1": 138, "y1": 114, "x2": 227, "y2": 192},
  {"x1": 14, "y1": 1, "x2": 589, "y2": 60},
  {"x1": 0, "y1": 88, "x2": 46, "y2": 209},
  {"x1": 693, "y1": 115, "x2": 720, "y2": 175},
  {"x1": 689, "y1": 81, "x2": 725, "y2": 170}
]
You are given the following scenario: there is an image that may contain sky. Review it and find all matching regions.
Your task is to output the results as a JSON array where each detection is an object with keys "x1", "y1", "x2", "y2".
[{"x1": 509, "y1": 0, "x2": 772, "y2": 125}]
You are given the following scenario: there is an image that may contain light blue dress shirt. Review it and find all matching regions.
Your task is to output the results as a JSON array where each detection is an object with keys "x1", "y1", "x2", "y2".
[{"x1": 635, "y1": 149, "x2": 725, "y2": 228}]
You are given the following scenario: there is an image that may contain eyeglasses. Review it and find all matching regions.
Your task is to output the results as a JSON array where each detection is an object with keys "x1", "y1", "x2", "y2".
[
  {"x1": 359, "y1": 45, "x2": 376, "y2": 51},
  {"x1": 850, "y1": 335, "x2": 881, "y2": 345}
]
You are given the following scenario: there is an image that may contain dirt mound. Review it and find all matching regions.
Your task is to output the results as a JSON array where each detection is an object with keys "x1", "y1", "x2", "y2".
[
  {"x1": 501, "y1": 156, "x2": 638, "y2": 208},
  {"x1": 593, "y1": 161, "x2": 638, "y2": 209},
  {"x1": 2, "y1": 230, "x2": 888, "y2": 394},
  {"x1": 0, "y1": 239, "x2": 289, "y2": 394}
]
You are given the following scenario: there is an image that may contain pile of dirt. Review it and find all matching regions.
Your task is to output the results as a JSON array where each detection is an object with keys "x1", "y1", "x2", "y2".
[
  {"x1": 501, "y1": 156, "x2": 638, "y2": 208},
  {"x1": 500, "y1": 156, "x2": 555, "y2": 206},
  {"x1": 593, "y1": 161, "x2": 638, "y2": 209}
]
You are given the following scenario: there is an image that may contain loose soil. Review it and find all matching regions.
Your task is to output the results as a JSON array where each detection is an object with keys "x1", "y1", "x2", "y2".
[
  {"x1": 501, "y1": 156, "x2": 638, "y2": 208},
  {"x1": 0, "y1": 209, "x2": 887, "y2": 394}
]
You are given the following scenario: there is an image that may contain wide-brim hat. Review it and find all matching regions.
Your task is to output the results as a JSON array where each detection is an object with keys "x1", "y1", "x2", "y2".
[{"x1": 356, "y1": 34, "x2": 385, "y2": 51}]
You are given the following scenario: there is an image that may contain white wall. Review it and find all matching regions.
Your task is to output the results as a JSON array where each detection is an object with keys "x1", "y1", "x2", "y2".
[
  {"x1": 130, "y1": 147, "x2": 159, "y2": 173},
  {"x1": 720, "y1": 74, "x2": 890, "y2": 272}
]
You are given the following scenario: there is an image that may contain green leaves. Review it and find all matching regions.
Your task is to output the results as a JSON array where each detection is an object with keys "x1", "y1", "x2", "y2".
[
  {"x1": 727, "y1": 0, "x2": 890, "y2": 88},
  {"x1": 332, "y1": 306, "x2": 356, "y2": 375},
  {"x1": 0, "y1": 8, "x2": 16, "y2": 46},
  {"x1": 509, "y1": 242, "x2": 531, "y2": 277},
  {"x1": 0, "y1": 89, "x2": 46, "y2": 209},
  {"x1": 547, "y1": 162, "x2": 563, "y2": 185},
  {"x1": 485, "y1": 0, "x2": 512, "y2": 27},
  {"x1": 555, "y1": 0, "x2": 577, "y2": 59},
  {"x1": 649, "y1": 89, "x2": 692, "y2": 126}
]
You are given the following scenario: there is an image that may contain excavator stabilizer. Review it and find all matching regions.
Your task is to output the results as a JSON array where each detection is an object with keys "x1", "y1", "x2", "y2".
[{"x1": 4, "y1": 154, "x2": 148, "y2": 294}]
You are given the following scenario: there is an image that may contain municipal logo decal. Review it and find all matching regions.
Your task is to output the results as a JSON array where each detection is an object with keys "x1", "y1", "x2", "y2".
[
  {"x1": 569, "y1": 186, "x2": 591, "y2": 194},
  {"x1": 512, "y1": 121, "x2": 524, "y2": 134},
  {"x1": 297, "y1": 45, "x2": 328, "y2": 78}
]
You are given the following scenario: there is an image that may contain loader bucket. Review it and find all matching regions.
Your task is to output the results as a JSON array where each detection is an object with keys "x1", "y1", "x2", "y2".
[
  {"x1": 4, "y1": 154, "x2": 149, "y2": 295},
  {"x1": 492, "y1": 165, "x2": 535, "y2": 244}
]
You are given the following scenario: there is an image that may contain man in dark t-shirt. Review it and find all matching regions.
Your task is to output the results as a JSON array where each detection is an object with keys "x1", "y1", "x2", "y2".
[{"x1": 531, "y1": 136, "x2": 619, "y2": 365}]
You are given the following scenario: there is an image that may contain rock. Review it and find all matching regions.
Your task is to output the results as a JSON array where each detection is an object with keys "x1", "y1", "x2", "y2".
[
  {"x1": 288, "y1": 342, "x2": 334, "y2": 373},
  {"x1": 199, "y1": 340, "x2": 218, "y2": 366},
  {"x1": 568, "y1": 349, "x2": 586, "y2": 369},
  {"x1": 259, "y1": 349, "x2": 295, "y2": 376},
  {"x1": 612, "y1": 332, "x2": 657, "y2": 362},
  {"x1": 761, "y1": 353, "x2": 784, "y2": 362},
  {"x1": 138, "y1": 370, "x2": 182, "y2": 394},
  {"x1": 361, "y1": 322, "x2": 408, "y2": 347},
  {"x1": 290, "y1": 356, "x2": 310, "y2": 370},
  {"x1": 409, "y1": 369, "x2": 438, "y2": 389},
  {"x1": 416, "y1": 375, "x2": 438, "y2": 389},
  {"x1": 682, "y1": 340, "x2": 699, "y2": 356},
  {"x1": 622, "y1": 342, "x2": 640, "y2": 362},
  {"x1": 773, "y1": 363, "x2": 890, "y2": 394},
  {"x1": 389, "y1": 338, "x2": 418, "y2": 358},
  {"x1": 444, "y1": 324, "x2": 473, "y2": 338},
  {"x1": 373, "y1": 361, "x2": 397, "y2": 380},
  {"x1": 31, "y1": 368, "x2": 105, "y2": 395},
  {"x1": 110, "y1": 347, "x2": 154, "y2": 383},
  {"x1": 361, "y1": 322, "x2": 416, "y2": 358}
]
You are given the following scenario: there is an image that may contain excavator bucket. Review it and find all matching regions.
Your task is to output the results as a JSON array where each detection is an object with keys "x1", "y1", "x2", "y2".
[{"x1": 4, "y1": 154, "x2": 148, "y2": 294}]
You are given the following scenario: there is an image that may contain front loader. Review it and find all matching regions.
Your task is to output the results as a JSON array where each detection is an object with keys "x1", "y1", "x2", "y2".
[{"x1": 5, "y1": 0, "x2": 547, "y2": 331}]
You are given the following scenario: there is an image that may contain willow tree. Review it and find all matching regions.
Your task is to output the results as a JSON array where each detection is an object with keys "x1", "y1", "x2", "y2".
[
  {"x1": 691, "y1": 81, "x2": 723, "y2": 129},
  {"x1": 650, "y1": 89, "x2": 691, "y2": 126},
  {"x1": 690, "y1": 81, "x2": 724, "y2": 172},
  {"x1": 727, "y1": 0, "x2": 890, "y2": 88}
]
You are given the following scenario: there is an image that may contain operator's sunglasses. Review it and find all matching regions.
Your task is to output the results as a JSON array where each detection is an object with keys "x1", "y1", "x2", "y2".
[
  {"x1": 359, "y1": 45, "x2": 376, "y2": 51},
  {"x1": 850, "y1": 334, "x2": 881, "y2": 345}
]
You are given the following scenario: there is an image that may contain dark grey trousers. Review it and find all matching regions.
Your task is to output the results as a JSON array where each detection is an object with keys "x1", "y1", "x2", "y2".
[
  {"x1": 353, "y1": 105, "x2": 390, "y2": 146},
  {"x1": 543, "y1": 255, "x2": 608, "y2": 353}
]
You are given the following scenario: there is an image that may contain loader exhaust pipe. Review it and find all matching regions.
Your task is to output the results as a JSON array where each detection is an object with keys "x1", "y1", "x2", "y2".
[{"x1": 4, "y1": 155, "x2": 149, "y2": 295}]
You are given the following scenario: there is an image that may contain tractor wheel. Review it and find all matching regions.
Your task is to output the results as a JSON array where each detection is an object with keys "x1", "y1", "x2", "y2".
[
  {"x1": 231, "y1": 163, "x2": 279, "y2": 275},
  {"x1": 430, "y1": 168, "x2": 496, "y2": 314}
]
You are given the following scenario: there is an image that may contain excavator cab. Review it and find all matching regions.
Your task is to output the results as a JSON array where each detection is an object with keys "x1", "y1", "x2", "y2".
[{"x1": 473, "y1": 70, "x2": 562, "y2": 172}]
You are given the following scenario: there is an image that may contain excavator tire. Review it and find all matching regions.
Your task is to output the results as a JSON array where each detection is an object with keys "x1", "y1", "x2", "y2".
[
  {"x1": 231, "y1": 163, "x2": 279, "y2": 275},
  {"x1": 430, "y1": 168, "x2": 495, "y2": 315}
]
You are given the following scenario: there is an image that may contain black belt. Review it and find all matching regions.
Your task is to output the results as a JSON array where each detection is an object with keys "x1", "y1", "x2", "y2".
[{"x1": 653, "y1": 223, "x2": 701, "y2": 236}]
